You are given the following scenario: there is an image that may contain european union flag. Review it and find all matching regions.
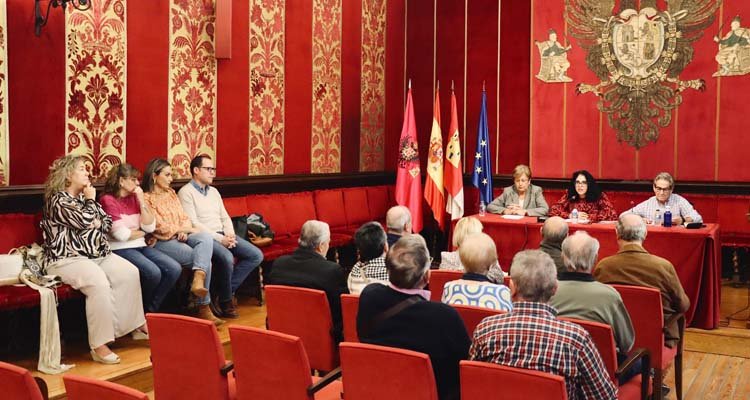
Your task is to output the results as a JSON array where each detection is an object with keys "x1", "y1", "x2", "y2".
[{"x1": 471, "y1": 89, "x2": 493, "y2": 205}]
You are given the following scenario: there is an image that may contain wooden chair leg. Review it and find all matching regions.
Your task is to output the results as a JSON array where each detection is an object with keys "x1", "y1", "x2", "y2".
[
  {"x1": 653, "y1": 369, "x2": 663, "y2": 400},
  {"x1": 675, "y1": 354, "x2": 683, "y2": 400}
]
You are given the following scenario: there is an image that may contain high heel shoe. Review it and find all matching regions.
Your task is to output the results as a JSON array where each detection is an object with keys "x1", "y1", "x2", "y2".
[{"x1": 90, "y1": 349, "x2": 121, "y2": 364}]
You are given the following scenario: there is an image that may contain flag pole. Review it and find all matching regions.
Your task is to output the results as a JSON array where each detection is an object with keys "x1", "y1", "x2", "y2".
[{"x1": 408, "y1": 79, "x2": 412, "y2": 89}]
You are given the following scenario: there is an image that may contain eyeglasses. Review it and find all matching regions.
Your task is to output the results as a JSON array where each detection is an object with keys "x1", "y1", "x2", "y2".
[
  {"x1": 654, "y1": 185, "x2": 672, "y2": 192},
  {"x1": 200, "y1": 167, "x2": 217, "y2": 173},
  {"x1": 575, "y1": 180, "x2": 588, "y2": 186}
]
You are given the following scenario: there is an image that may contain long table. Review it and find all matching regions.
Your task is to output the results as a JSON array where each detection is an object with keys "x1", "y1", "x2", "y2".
[{"x1": 456, "y1": 214, "x2": 721, "y2": 329}]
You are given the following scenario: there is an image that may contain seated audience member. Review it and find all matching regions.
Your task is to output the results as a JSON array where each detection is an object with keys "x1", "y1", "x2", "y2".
[
  {"x1": 41, "y1": 155, "x2": 148, "y2": 365},
  {"x1": 549, "y1": 169, "x2": 617, "y2": 222},
  {"x1": 439, "y1": 216, "x2": 504, "y2": 283},
  {"x1": 549, "y1": 231, "x2": 636, "y2": 383},
  {"x1": 348, "y1": 222, "x2": 389, "y2": 294},
  {"x1": 626, "y1": 172, "x2": 703, "y2": 225},
  {"x1": 487, "y1": 164, "x2": 549, "y2": 216},
  {"x1": 595, "y1": 213, "x2": 690, "y2": 348},
  {"x1": 358, "y1": 235, "x2": 470, "y2": 400},
  {"x1": 269, "y1": 220, "x2": 348, "y2": 342},
  {"x1": 470, "y1": 250, "x2": 616, "y2": 400},
  {"x1": 142, "y1": 158, "x2": 222, "y2": 325},
  {"x1": 385, "y1": 205, "x2": 412, "y2": 246},
  {"x1": 100, "y1": 164, "x2": 181, "y2": 314},
  {"x1": 178, "y1": 155, "x2": 263, "y2": 318},
  {"x1": 442, "y1": 233, "x2": 512, "y2": 312},
  {"x1": 539, "y1": 216, "x2": 569, "y2": 274}
]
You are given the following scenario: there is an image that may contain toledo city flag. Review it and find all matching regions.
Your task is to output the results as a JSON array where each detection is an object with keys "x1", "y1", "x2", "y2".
[
  {"x1": 471, "y1": 88, "x2": 493, "y2": 205},
  {"x1": 394, "y1": 84, "x2": 423, "y2": 232},
  {"x1": 424, "y1": 83, "x2": 445, "y2": 230},
  {"x1": 444, "y1": 85, "x2": 464, "y2": 221}
]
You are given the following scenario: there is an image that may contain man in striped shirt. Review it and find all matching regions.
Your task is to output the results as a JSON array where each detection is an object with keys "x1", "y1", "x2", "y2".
[
  {"x1": 625, "y1": 172, "x2": 702, "y2": 225},
  {"x1": 470, "y1": 250, "x2": 616, "y2": 400}
]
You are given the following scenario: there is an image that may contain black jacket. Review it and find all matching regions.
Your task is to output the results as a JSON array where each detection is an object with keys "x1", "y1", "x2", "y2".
[{"x1": 269, "y1": 247, "x2": 349, "y2": 342}]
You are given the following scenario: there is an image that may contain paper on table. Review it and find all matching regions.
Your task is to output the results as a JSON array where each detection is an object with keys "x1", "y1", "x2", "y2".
[{"x1": 501, "y1": 215, "x2": 525, "y2": 220}]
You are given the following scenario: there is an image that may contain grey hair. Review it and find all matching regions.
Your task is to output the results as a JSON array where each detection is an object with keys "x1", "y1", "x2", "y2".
[
  {"x1": 653, "y1": 172, "x2": 674, "y2": 189},
  {"x1": 509, "y1": 250, "x2": 557, "y2": 303},
  {"x1": 561, "y1": 231, "x2": 600, "y2": 273},
  {"x1": 386, "y1": 205, "x2": 412, "y2": 232},
  {"x1": 386, "y1": 234, "x2": 430, "y2": 289},
  {"x1": 616, "y1": 213, "x2": 647, "y2": 242},
  {"x1": 298, "y1": 220, "x2": 331, "y2": 249},
  {"x1": 541, "y1": 216, "x2": 569, "y2": 244}
]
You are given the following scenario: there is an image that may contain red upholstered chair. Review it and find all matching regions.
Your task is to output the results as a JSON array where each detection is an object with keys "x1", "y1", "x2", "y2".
[
  {"x1": 559, "y1": 317, "x2": 650, "y2": 400},
  {"x1": 64, "y1": 374, "x2": 148, "y2": 400},
  {"x1": 340, "y1": 294, "x2": 360, "y2": 342},
  {"x1": 0, "y1": 361, "x2": 47, "y2": 400},
  {"x1": 450, "y1": 304, "x2": 505, "y2": 336},
  {"x1": 228, "y1": 326, "x2": 342, "y2": 400},
  {"x1": 366, "y1": 186, "x2": 390, "y2": 223},
  {"x1": 611, "y1": 284, "x2": 684, "y2": 400},
  {"x1": 428, "y1": 270, "x2": 463, "y2": 302},
  {"x1": 222, "y1": 196, "x2": 249, "y2": 218},
  {"x1": 342, "y1": 187, "x2": 371, "y2": 231},
  {"x1": 280, "y1": 192, "x2": 318, "y2": 236},
  {"x1": 460, "y1": 360, "x2": 567, "y2": 400},
  {"x1": 339, "y1": 342, "x2": 438, "y2": 400},
  {"x1": 246, "y1": 194, "x2": 290, "y2": 239},
  {"x1": 146, "y1": 313, "x2": 236, "y2": 400},
  {"x1": 265, "y1": 285, "x2": 339, "y2": 372}
]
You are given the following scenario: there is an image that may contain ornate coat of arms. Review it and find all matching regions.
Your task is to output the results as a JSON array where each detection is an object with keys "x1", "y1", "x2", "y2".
[{"x1": 566, "y1": 0, "x2": 721, "y2": 148}]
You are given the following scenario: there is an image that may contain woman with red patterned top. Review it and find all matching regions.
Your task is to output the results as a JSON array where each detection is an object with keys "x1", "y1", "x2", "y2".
[{"x1": 549, "y1": 170, "x2": 618, "y2": 223}]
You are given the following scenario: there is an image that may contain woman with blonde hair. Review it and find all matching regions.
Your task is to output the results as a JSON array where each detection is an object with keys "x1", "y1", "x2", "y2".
[
  {"x1": 142, "y1": 158, "x2": 222, "y2": 325},
  {"x1": 41, "y1": 155, "x2": 147, "y2": 365},
  {"x1": 487, "y1": 164, "x2": 548, "y2": 216},
  {"x1": 100, "y1": 163, "x2": 181, "y2": 313},
  {"x1": 439, "y1": 216, "x2": 505, "y2": 283}
]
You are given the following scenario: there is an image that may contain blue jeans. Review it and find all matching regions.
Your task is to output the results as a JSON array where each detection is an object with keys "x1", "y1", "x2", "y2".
[
  {"x1": 211, "y1": 236, "x2": 263, "y2": 302},
  {"x1": 113, "y1": 247, "x2": 182, "y2": 313},
  {"x1": 154, "y1": 232, "x2": 214, "y2": 305}
]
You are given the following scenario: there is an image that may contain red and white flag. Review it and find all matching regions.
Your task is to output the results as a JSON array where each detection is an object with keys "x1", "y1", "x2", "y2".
[
  {"x1": 424, "y1": 83, "x2": 445, "y2": 229},
  {"x1": 395, "y1": 84, "x2": 423, "y2": 232},
  {"x1": 444, "y1": 85, "x2": 464, "y2": 220}
]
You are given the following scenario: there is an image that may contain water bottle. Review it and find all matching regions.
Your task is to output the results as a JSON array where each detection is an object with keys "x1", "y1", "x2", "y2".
[
  {"x1": 653, "y1": 209, "x2": 663, "y2": 226},
  {"x1": 479, "y1": 201, "x2": 486, "y2": 217},
  {"x1": 663, "y1": 206, "x2": 672, "y2": 227},
  {"x1": 570, "y1": 208, "x2": 579, "y2": 223}
]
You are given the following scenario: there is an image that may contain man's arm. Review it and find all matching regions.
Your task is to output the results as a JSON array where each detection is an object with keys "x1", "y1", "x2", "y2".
[
  {"x1": 177, "y1": 186, "x2": 223, "y2": 241},
  {"x1": 677, "y1": 194, "x2": 702, "y2": 223},
  {"x1": 577, "y1": 334, "x2": 618, "y2": 399}
]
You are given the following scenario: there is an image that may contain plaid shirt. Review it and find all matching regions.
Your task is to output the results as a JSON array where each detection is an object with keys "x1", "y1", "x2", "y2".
[
  {"x1": 347, "y1": 256, "x2": 389, "y2": 294},
  {"x1": 470, "y1": 302, "x2": 616, "y2": 400},
  {"x1": 626, "y1": 193, "x2": 703, "y2": 223}
]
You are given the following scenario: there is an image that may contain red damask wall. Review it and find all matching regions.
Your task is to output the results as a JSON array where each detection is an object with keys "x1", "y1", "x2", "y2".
[
  {"x1": 4, "y1": 0, "x2": 406, "y2": 185},
  {"x1": 405, "y1": 0, "x2": 531, "y2": 175}
]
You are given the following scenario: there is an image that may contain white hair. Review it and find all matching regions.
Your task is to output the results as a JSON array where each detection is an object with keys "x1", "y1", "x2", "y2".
[
  {"x1": 561, "y1": 231, "x2": 600, "y2": 273},
  {"x1": 298, "y1": 220, "x2": 331, "y2": 249},
  {"x1": 510, "y1": 250, "x2": 557, "y2": 303},
  {"x1": 386, "y1": 205, "x2": 411, "y2": 232}
]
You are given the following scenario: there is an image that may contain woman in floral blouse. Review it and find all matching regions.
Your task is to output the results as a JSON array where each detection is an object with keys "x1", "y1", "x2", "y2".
[
  {"x1": 41, "y1": 155, "x2": 147, "y2": 365},
  {"x1": 549, "y1": 170, "x2": 618, "y2": 223},
  {"x1": 142, "y1": 158, "x2": 222, "y2": 325}
]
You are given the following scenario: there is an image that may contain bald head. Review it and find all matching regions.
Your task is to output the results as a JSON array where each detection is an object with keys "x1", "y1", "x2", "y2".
[
  {"x1": 386, "y1": 205, "x2": 412, "y2": 234},
  {"x1": 561, "y1": 231, "x2": 600, "y2": 273},
  {"x1": 541, "y1": 216, "x2": 568, "y2": 244},
  {"x1": 459, "y1": 233, "x2": 498, "y2": 275},
  {"x1": 616, "y1": 213, "x2": 647, "y2": 243}
]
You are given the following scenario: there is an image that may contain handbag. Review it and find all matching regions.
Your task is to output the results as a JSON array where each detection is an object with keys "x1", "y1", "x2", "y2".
[
  {"x1": 231, "y1": 213, "x2": 275, "y2": 247},
  {"x1": 0, "y1": 254, "x2": 23, "y2": 286}
]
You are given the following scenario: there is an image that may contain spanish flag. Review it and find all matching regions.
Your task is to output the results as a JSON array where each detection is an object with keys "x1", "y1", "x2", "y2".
[
  {"x1": 444, "y1": 83, "x2": 464, "y2": 220},
  {"x1": 424, "y1": 83, "x2": 445, "y2": 229}
]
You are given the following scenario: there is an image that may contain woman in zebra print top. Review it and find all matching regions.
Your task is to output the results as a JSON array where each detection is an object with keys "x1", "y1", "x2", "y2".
[{"x1": 41, "y1": 155, "x2": 148, "y2": 365}]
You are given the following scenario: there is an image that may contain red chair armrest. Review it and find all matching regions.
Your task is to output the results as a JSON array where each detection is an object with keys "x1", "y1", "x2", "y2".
[
  {"x1": 307, "y1": 366, "x2": 342, "y2": 396},
  {"x1": 616, "y1": 348, "x2": 650, "y2": 400},
  {"x1": 220, "y1": 361, "x2": 234, "y2": 376}
]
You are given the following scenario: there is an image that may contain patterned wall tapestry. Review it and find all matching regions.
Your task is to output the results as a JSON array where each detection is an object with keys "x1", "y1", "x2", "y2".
[
  {"x1": 359, "y1": 0, "x2": 386, "y2": 172},
  {"x1": 0, "y1": 0, "x2": 7, "y2": 187},
  {"x1": 311, "y1": 0, "x2": 342, "y2": 173},
  {"x1": 168, "y1": 0, "x2": 217, "y2": 178},
  {"x1": 248, "y1": 0, "x2": 284, "y2": 175},
  {"x1": 65, "y1": 0, "x2": 126, "y2": 181}
]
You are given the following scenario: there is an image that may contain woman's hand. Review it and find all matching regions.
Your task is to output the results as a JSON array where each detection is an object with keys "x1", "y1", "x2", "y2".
[
  {"x1": 578, "y1": 211, "x2": 590, "y2": 221},
  {"x1": 176, "y1": 232, "x2": 188, "y2": 242},
  {"x1": 83, "y1": 183, "x2": 96, "y2": 200}
]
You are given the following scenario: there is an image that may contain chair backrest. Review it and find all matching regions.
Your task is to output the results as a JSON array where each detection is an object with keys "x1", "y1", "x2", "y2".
[
  {"x1": 428, "y1": 270, "x2": 464, "y2": 302},
  {"x1": 451, "y1": 304, "x2": 505, "y2": 336},
  {"x1": 265, "y1": 285, "x2": 338, "y2": 371},
  {"x1": 146, "y1": 313, "x2": 232, "y2": 400},
  {"x1": 341, "y1": 294, "x2": 360, "y2": 342},
  {"x1": 460, "y1": 360, "x2": 567, "y2": 400},
  {"x1": 0, "y1": 361, "x2": 45, "y2": 400},
  {"x1": 64, "y1": 374, "x2": 148, "y2": 400},
  {"x1": 339, "y1": 342, "x2": 438, "y2": 400},
  {"x1": 559, "y1": 317, "x2": 618, "y2": 385},
  {"x1": 229, "y1": 326, "x2": 315, "y2": 400},
  {"x1": 610, "y1": 284, "x2": 666, "y2": 366}
]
